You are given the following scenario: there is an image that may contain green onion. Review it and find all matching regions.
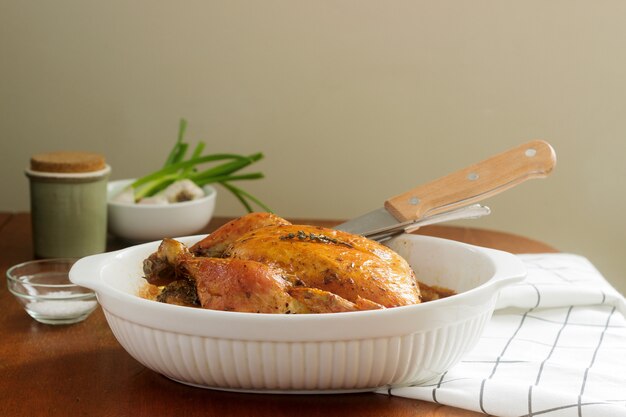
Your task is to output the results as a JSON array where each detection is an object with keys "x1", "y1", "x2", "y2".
[
  {"x1": 129, "y1": 119, "x2": 271, "y2": 212},
  {"x1": 162, "y1": 118, "x2": 188, "y2": 168},
  {"x1": 219, "y1": 182, "x2": 273, "y2": 213}
]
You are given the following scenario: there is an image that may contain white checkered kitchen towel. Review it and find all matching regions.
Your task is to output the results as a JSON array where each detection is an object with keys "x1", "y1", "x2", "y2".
[{"x1": 380, "y1": 254, "x2": 626, "y2": 417}]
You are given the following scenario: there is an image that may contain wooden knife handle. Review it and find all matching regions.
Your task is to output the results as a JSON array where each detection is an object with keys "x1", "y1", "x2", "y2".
[{"x1": 384, "y1": 140, "x2": 557, "y2": 222}]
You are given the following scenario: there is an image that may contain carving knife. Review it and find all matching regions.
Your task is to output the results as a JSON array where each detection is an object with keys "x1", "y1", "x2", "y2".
[{"x1": 335, "y1": 140, "x2": 556, "y2": 237}]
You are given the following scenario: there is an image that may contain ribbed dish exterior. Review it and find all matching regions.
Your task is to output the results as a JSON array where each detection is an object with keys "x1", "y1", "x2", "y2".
[{"x1": 104, "y1": 307, "x2": 492, "y2": 392}]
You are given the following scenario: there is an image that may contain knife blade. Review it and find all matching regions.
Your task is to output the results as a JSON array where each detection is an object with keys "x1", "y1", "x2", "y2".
[
  {"x1": 363, "y1": 204, "x2": 491, "y2": 242},
  {"x1": 335, "y1": 140, "x2": 556, "y2": 235}
]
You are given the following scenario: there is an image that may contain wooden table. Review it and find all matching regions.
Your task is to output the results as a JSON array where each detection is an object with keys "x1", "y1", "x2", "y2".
[{"x1": 0, "y1": 213, "x2": 557, "y2": 417}]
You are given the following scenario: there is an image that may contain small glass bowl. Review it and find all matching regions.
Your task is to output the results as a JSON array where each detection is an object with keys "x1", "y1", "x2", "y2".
[{"x1": 6, "y1": 258, "x2": 98, "y2": 325}]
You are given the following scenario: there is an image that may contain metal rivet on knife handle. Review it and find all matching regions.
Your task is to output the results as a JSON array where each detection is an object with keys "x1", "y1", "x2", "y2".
[{"x1": 525, "y1": 148, "x2": 537, "y2": 157}]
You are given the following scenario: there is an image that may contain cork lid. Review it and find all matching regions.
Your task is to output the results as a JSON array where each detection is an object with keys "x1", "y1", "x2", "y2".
[{"x1": 30, "y1": 151, "x2": 106, "y2": 173}]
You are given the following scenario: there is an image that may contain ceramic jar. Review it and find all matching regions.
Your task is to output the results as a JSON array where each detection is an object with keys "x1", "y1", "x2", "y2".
[{"x1": 26, "y1": 151, "x2": 110, "y2": 258}]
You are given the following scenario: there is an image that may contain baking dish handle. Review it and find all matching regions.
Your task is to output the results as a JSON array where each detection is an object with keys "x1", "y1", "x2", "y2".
[
  {"x1": 69, "y1": 251, "x2": 116, "y2": 292},
  {"x1": 484, "y1": 247, "x2": 527, "y2": 289}
]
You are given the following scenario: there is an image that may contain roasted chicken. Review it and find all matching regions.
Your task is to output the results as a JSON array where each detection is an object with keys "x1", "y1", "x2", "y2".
[{"x1": 143, "y1": 212, "x2": 422, "y2": 313}]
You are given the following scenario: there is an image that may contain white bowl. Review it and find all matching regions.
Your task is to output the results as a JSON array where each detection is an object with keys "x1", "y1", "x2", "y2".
[
  {"x1": 69, "y1": 234, "x2": 525, "y2": 393},
  {"x1": 107, "y1": 179, "x2": 216, "y2": 242}
]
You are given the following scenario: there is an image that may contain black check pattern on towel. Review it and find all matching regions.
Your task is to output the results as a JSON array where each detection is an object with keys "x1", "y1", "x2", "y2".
[{"x1": 380, "y1": 254, "x2": 626, "y2": 417}]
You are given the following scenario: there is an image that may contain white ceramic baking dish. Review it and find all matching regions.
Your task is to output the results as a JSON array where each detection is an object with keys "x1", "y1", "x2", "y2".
[{"x1": 69, "y1": 233, "x2": 525, "y2": 393}]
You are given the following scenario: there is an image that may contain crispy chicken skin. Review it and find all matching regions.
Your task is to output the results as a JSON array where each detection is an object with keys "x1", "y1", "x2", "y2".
[
  {"x1": 184, "y1": 257, "x2": 303, "y2": 313},
  {"x1": 191, "y1": 212, "x2": 291, "y2": 258},
  {"x1": 223, "y1": 224, "x2": 420, "y2": 307},
  {"x1": 288, "y1": 288, "x2": 384, "y2": 313},
  {"x1": 143, "y1": 212, "x2": 421, "y2": 313}
]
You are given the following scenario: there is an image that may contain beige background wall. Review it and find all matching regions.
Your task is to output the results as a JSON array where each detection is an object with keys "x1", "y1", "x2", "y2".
[{"x1": 1, "y1": 1, "x2": 625, "y2": 294}]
